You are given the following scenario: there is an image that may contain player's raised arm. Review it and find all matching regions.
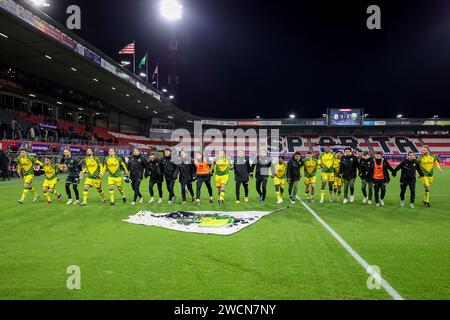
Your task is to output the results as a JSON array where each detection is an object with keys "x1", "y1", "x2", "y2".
[{"x1": 34, "y1": 158, "x2": 44, "y2": 167}]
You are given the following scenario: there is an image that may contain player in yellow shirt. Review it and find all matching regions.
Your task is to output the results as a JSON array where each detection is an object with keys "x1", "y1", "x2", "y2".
[
  {"x1": 303, "y1": 151, "x2": 319, "y2": 203},
  {"x1": 41, "y1": 156, "x2": 64, "y2": 204},
  {"x1": 418, "y1": 145, "x2": 443, "y2": 207},
  {"x1": 332, "y1": 151, "x2": 343, "y2": 202},
  {"x1": 318, "y1": 146, "x2": 335, "y2": 204},
  {"x1": 211, "y1": 150, "x2": 234, "y2": 206},
  {"x1": 273, "y1": 156, "x2": 288, "y2": 204},
  {"x1": 80, "y1": 148, "x2": 106, "y2": 206},
  {"x1": 104, "y1": 148, "x2": 129, "y2": 206},
  {"x1": 17, "y1": 148, "x2": 43, "y2": 204}
]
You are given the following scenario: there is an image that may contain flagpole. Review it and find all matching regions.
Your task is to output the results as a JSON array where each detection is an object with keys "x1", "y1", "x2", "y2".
[
  {"x1": 133, "y1": 40, "x2": 136, "y2": 75},
  {"x1": 146, "y1": 52, "x2": 149, "y2": 84}
]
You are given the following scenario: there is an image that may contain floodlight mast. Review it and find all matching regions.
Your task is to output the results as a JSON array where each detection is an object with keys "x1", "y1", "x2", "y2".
[{"x1": 160, "y1": 0, "x2": 183, "y2": 104}]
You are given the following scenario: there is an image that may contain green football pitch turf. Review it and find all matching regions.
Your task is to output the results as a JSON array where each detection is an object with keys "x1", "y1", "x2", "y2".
[{"x1": 0, "y1": 169, "x2": 449, "y2": 300}]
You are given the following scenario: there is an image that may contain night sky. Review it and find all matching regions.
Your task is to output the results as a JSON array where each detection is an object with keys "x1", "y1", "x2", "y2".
[{"x1": 41, "y1": 0, "x2": 450, "y2": 119}]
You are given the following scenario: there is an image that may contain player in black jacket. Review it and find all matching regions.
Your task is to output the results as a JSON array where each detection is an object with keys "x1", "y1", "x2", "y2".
[
  {"x1": 358, "y1": 151, "x2": 374, "y2": 204},
  {"x1": 127, "y1": 149, "x2": 148, "y2": 205},
  {"x1": 175, "y1": 150, "x2": 196, "y2": 204},
  {"x1": 145, "y1": 152, "x2": 164, "y2": 204},
  {"x1": 286, "y1": 151, "x2": 303, "y2": 204},
  {"x1": 250, "y1": 150, "x2": 273, "y2": 203},
  {"x1": 393, "y1": 152, "x2": 424, "y2": 208},
  {"x1": 0, "y1": 149, "x2": 10, "y2": 181},
  {"x1": 61, "y1": 148, "x2": 82, "y2": 205},
  {"x1": 369, "y1": 152, "x2": 396, "y2": 207},
  {"x1": 161, "y1": 148, "x2": 178, "y2": 204},
  {"x1": 234, "y1": 150, "x2": 251, "y2": 203},
  {"x1": 340, "y1": 148, "x2": 359, "y2": 204}
]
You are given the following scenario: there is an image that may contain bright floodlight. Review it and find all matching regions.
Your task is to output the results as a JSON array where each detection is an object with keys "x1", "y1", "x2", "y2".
[
  {"x1": 139, "y1": 72, "x2": 147, "y2": 77},
  {"x1": 289, "y1": 114, "x2": 296, "y2": 119},
  {"x1": 397, "y1": 114, "x2": 403, "y2": 119},
  {"x1": 29, "y1": 0, "x2": 50, "y2": 7},
  {"x1": 161, "y1": 0, "x2": 183, "y2": 21}
]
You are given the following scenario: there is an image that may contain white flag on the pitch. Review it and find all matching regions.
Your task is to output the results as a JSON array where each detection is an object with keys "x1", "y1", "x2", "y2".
[{"x1": 123, "y1": 211, "x2": 272, "y2": 236}]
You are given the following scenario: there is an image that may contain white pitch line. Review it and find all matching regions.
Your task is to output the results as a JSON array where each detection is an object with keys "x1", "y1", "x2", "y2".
[{"x1": 296, "y1": 196, "x2": 405, "y2": 300}]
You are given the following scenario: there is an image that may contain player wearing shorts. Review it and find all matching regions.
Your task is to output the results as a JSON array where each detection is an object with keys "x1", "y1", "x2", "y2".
[
  {"x1": 17, "y1": 148, "x2": 42, "y2": 204},
  {"x1": 80, "y1": 148, "x2": 106, "y2": 206},
  {"x1": 41, "y1": 156, "x2": 64, "y2": 204},
  {"x1": 318, "y1": 146, "x2": 335, "y2": 204},
  {"x1": 332, "y1": 151, "x2": 343, "y2": 202},
  {"x1": 273, "y1": 156, "x2": 288, "y2": 204},
  {"x1": 418, "y1": 145, "x2": 443, "y2": 207},
  {"x1": 303, "y1": 151, "x2": 318, "y2": 203},
  {"x1": 211, "y1": 150, "x2": 233, "y2": 206},
  {"x1": 104, "y1": 148, "x2": 129, "y2": 206}
]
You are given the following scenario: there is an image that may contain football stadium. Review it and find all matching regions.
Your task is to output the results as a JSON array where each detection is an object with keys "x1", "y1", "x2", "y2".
[{"x1": 1, "y1": 0, "x2": 450, "y2": 306}]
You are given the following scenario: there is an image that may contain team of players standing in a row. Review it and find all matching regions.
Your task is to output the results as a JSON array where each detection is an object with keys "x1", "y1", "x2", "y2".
[{"x1": 15, "y1": 145, "x2": 442, "y2": 208}]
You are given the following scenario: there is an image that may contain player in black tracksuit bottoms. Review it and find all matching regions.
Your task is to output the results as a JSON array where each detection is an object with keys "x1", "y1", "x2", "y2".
[
  {"x1": 250, "y1": 150, "x2": 273, "y2": 203},
  {"x1": 234, "y1": 150, "x2": 251, "y2": 203},
  {"x1": 127, "y1": 149, "x2": 148, "y2": 204},
  {"x1": 393, "y1": 152, "x2": 424, "y2": 208},
  {"x1": 145, "y1": 152, "x2": 164, "y2": 204},
  {"x1": 358, "y1": 151, "x2": 374, "y2": 204},
  {"x1": 340, "y1": 148, "x2": 360, "y2": 203},
  {"x1": 369, "y1": 152, "x2": 396, "y2": 206},
  {"x1": 175, "y1": 150, "x2": 196, "y2": 203},
  {"x1": 286, "y1": 151, "x2": 303, "y2": 203},
  {"x1": 61, "y1": 148, "x2": 82, "y2": 204},
  {"x1": 193, "y1": 152, "x2": 213, "y2": 205},
  {"x1": 161, "y1": 148, "x2": 178, "y2": 203}
]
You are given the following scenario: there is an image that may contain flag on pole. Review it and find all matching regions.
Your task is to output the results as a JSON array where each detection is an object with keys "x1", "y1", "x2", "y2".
[
  {"x1": 118, "y1": 42, "x2": 135, "y2": 55},
  {"x1": 139, "y1": 53, "x2": 148, "y2": 69},
  {"x1": 152, "y1": 64, "x2": 159, "y2": 80}
]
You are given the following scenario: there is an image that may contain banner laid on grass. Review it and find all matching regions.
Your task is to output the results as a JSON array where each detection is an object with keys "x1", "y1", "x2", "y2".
[{"x1": 124, "y1": 211, "x2": 272, "y2": 236}]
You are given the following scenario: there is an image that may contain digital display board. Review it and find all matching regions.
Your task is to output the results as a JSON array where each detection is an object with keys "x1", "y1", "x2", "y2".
[{"x1": 328, "y1": 108, "x2": 364, "y2": 126}]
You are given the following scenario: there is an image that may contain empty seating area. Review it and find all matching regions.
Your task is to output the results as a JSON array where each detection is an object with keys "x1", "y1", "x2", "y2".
[{"x1": 283, "y1": 135, "x2": 450, "y2": 155}]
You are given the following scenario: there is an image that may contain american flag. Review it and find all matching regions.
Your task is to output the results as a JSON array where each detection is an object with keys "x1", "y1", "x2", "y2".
[
  {"x1": 118, "y1": 42, "x2": 135, "y2": 55},
  {"x1": 152, "y1": 64, "x2": 159, "y2": 80}
]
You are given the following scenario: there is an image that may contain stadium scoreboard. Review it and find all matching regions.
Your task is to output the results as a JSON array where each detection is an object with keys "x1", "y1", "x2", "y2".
[{"x1": 328, "y1": 108, "x2": 364, "y2": 126}]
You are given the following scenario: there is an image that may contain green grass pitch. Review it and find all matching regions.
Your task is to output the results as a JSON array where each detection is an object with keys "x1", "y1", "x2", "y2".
[{"x1": 0, "y1": 169, "x2": 449, "y2": 300}]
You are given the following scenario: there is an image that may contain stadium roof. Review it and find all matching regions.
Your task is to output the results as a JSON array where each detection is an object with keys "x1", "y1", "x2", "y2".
[{"x1": 0, "y1": 0, "x2": 200, "y2": 122}]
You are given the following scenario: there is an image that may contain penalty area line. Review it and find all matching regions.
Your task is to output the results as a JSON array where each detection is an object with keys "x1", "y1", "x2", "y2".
[{"x1": 296, "y1": 196, "x2": 405, "y2": 300}]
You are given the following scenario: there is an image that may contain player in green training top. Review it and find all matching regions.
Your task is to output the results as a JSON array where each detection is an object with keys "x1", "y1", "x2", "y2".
[
  {"x1": 104, "y1": 148, "x2": 129, "y2": 206},
  {"x1": 17, "y1": 148, "x2": 43, "y2": 204},
  {"x1": 80, "y1": 148, "x2": 106, "y2": 206},
  {"x1": 303, "y1": 151, "x2": 319, "y2": 203},
  {"x1": 211, "y1": 150, "x2": 234, "y2": 206},
  {"x1": 41, "y1": 156, "x2": 64, "y2": 204}
]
